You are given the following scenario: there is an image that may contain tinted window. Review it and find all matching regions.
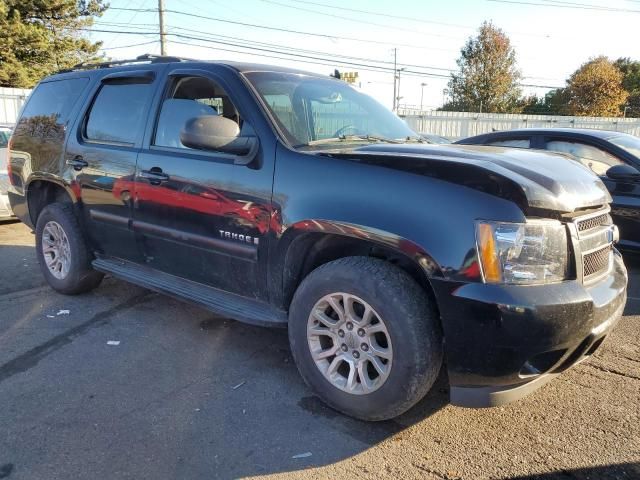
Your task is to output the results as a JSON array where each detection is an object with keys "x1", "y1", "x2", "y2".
[
  {"x1": 20, "y1": 78, "x2": 89, "y2": 123},
  {"x1": 487, "y1": 138, "x2": 530, "y2": 148},
  {"x1": 154, "y1": 76, "x2": 241, "y2": 150},
  {"x1": 546, "y1": 140, "x2": 623, "y2": 176},
  {"x1": 11, "y1": 78, "x2": 88, "y2": 166},
  {"x1": 86, "y1": 83, "x2": 153, "y2": 144}
]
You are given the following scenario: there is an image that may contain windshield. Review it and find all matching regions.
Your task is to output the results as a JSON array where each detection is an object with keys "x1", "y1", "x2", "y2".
[
  {"x1": 609, "y1": 133, "x2": 640, "y2": 158},
  {"x1": 0, "y1": 130, "x2": 10, "y2": 148},
  {"x1": 244, "y1": 72, "x2": 417, "y2": 149}
]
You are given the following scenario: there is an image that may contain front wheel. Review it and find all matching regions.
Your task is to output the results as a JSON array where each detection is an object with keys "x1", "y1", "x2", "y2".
[{"x1": 288, "y1": 257, "x2": 443, "y2": 421}]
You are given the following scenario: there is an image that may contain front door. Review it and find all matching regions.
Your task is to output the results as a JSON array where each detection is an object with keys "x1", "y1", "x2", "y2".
[
  {"x1": 133, "y1": 68, "x2": 273, "y2": 299},
  {"x1": 66, "y1": 68, "x2": 162, "y2": 262}
]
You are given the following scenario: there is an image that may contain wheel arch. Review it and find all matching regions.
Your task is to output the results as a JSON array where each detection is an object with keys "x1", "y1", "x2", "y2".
[
  {"x1": 26, "y1": 179, "x2": 77, "y2": 226},
  {"x1": 276, "y1": 220, "x2": 443, "y2": 315}
]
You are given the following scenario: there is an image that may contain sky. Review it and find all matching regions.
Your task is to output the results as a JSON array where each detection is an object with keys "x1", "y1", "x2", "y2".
[{"x1": 90, "y1": 0, "x2": 638, "y2": 110}]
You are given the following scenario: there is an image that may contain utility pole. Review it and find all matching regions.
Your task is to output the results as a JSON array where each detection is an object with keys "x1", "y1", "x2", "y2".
[
  {"x1": 392, "y1": 48, "x2": 397, "y2": 111},
  {"x1": 623, "y1": 105, "x2": 630, "y2": 118},
  {"x1": 158, "y1": 0, "x2": 167, "y2": 56},
  {"x1": 396, "y1": 67, "x2": 405, "y2": 111}
]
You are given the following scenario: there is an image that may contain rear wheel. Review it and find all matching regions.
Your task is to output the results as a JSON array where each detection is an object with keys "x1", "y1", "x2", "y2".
[
  {"x1": 289, "y1": 256, "x2": 442, "y2": 421},
  {"x1": 35, "y1": 203, "x2": 104, "y2": 294}
]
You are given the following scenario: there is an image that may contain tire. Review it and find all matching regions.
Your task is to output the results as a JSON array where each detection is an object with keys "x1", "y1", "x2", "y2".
[
  {"x1": 288, "y1": 256, "x2": 443, "y2": 421},
  {"x1": 35, "y1": 202, "x2": 104, "y2": 295}
]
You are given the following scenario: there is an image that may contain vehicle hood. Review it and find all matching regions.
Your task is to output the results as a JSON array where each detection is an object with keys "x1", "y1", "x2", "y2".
[{"x1": 324, "y1": 143, "x2": 611, "y2": 213}]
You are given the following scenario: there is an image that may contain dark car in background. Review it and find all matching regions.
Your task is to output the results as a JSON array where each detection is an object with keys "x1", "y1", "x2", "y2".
[{"x1": 457, "y1": 129, "x2": 640, "y2": 254}]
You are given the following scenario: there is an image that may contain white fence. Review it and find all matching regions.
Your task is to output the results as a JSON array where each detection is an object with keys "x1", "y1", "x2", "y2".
[
  {"x1": 0, "y1": 87, "x2": 31, "y2": 127},
  {"x1": 398, "y1": 109, "x2": 640, "y2": 140}
]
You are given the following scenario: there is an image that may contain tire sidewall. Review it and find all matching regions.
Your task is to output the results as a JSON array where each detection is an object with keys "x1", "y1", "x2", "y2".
[
  {"x1": 35, "y1": 204, "x2": 92, "y2": 293},
  {"x1": 289, "y1": 258, "x2": 441, "y2": 420}
]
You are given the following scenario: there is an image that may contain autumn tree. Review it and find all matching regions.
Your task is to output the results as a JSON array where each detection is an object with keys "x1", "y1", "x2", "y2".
[
  {"x1": 0, "y1": 0, "x2": 107, "y2": 88},
  {"x1": 565, "y1": 57, "x2": 628, "y2": 117},
  {"x1": 614, "y1": 57, "x2": 640, "y2": 117},
  {"x1": 442, "y1": 21, "x2": 521, "y2": 113}
]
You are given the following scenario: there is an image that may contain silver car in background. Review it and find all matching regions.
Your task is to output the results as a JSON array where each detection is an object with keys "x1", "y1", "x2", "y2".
[{"x1": 0, "y1": 127, "x2": 14, "y2": 218}]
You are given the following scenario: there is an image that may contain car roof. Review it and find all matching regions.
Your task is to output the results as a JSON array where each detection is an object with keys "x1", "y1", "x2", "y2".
[{"x1": 43, "y1": 55, "x2": 328, "y2": 82}]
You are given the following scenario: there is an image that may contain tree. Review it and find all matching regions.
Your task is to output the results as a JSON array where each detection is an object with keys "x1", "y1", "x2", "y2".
[
  {"x1": 565, "y1": 57, "x2": 628, "y2": 117},
  {"x1": 614, "y1": 57, "x2": 640, "y2": 117},
  {"x1": 442, "y1": 21, "x2": 521, "y2": 113},
  {"x1": 520, "y1": 89, "x2": 571, "y2": 115},
  {"x1": 0, "y1": 0, "x2": 107, "y2": 88}
]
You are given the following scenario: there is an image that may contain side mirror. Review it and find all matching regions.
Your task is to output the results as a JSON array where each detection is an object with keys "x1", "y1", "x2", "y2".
[
  {"x1": 180, "y1": 115, "x2": 258, "y2": 161},
  {"x1": 606, "y1": 164, "x2": 640, "y2": 181}
]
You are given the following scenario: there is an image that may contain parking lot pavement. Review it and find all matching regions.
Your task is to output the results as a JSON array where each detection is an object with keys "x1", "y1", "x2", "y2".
[{"x1": 0, "y1": 220, "x2": 638, "y2": 480}]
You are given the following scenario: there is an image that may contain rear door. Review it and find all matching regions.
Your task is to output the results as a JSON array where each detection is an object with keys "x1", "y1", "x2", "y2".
[
  {"x1": 65, "y1": 68, "x2": 163, "y2": 262},
  {"x1": 133, "y1": 67, "x2": 274, "y2": 299}
]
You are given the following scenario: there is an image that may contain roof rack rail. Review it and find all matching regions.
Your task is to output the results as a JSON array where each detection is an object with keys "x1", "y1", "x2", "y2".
[{"x1": 58, "y1": 54, "x2": 192, "y2": 73}]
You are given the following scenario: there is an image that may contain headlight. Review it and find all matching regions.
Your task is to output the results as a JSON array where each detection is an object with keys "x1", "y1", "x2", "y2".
[{"x1": 476, "y1": 220, "x2": 568, "y2": 284}]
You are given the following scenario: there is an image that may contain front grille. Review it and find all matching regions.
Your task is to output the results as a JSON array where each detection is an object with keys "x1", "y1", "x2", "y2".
[
  {"x1": 583, "y1": 245, "x2": 612, "y2": 278},
  {"x1": 577, "y1": 213, "x2": 611, "y2": 232}
]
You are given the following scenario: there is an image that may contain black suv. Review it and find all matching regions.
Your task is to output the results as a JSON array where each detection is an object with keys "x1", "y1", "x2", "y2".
[{"x1": 7, "y1": 56, "x2": 628, "y2": 420}]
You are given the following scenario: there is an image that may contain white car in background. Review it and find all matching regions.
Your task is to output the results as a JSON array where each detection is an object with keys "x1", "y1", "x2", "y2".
[{"x1": 0, "y1": 127, "x2": 14, "y2": 219}]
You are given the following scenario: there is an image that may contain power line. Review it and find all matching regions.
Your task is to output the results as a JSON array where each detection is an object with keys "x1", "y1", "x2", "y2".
[
  {"x1": 106, "y1": 7, "x2": 459, "y2": 51},
  {"x1": 88, "y1": 27, "x2": 563, "y2": 88},
  {"x1": 277, "y1": 0, "x2": 473, "y2": 29},
  {"x1": 255, "y1": 0, "x2": 464, "y2": 40},
  {"x1": 488, "y1": 0, "x2": 640, "y2": 12},
  {"x1": 101, "y1": 40, "x2": 159, "y2": 50}
]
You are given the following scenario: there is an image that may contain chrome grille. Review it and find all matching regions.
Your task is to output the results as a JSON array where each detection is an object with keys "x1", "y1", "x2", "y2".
[
  {"x1": 583, "y1": 245, "x2": 612, "y2": 278},
  {"x1": 571, "y1": 208, "x2": 614, "y2": 283},
  {"x1": 577, "y1": 213, "x2": 611, "y2": 232}
]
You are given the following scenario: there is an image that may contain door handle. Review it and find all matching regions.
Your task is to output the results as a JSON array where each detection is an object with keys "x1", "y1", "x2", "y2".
[
  {"x1": 139, "y1": 168, "x2": 170, "y2": 185},
  {"x1": 67, "y1": 156, "x2": 89, "y2": 171}
]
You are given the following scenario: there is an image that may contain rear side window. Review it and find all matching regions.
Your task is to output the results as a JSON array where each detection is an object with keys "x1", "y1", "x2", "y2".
[
  {"x1": 487, "y1": 138, "x2": 530, "y2": 148},
  {"x1": 20, "y1": 78, "x2": 89, "y2": 124},
  {"x1": 11, "y1": 78, "x2": 89, "y2": 165},
  {"x1": 86, "y1": 83, "x2": 153, "y2": 145}
]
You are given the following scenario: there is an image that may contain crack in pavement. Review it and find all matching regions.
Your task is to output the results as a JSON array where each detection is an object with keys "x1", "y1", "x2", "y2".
[
  {"x1": 0, "y1": 293, "x2": 151, "y2": 385},
  {"x1": 584, "y1": 362, "x2": 640, "y2": 381}
]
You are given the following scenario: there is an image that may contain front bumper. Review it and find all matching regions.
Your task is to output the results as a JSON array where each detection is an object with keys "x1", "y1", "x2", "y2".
[{"x1": 432, "y1": 251, "x2": 628, "y2": 408}]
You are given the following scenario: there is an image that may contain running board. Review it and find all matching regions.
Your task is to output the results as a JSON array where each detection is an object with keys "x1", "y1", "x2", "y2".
[{"x1": 92, "y1": 257, "x2": 288, "y2": 327}]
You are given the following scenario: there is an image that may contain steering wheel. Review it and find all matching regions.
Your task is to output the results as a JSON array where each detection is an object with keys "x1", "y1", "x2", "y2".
[{"x1": 334, "y1": 125, "x2": 364, "y2": 137}]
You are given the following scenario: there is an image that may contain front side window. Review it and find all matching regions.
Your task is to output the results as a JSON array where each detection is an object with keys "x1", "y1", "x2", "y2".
[
  {"x1": 86, "y1": 83, "x2": 153, "y2": 144},
  {"x1": 154, "y1": 76, "x2": 241, "y2": 149},
  {"x1": 244, "y1": 72, "x2": 416, "y2": 149},
  {"x1": 546, "y1": 140, "x2": 624, "y2": 176}
]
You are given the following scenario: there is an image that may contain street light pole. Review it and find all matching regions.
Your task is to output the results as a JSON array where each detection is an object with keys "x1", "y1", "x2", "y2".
[{"x1": 420, "y1": 82, "x2": 427, "y2": 111}]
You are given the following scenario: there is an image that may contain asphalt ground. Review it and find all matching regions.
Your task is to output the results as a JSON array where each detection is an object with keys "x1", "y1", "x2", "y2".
[{"x1": 0, "y1": 219, "x2": 638, "y2": 480}]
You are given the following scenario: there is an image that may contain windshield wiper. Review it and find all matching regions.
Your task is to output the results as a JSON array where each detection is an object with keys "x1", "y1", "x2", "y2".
[{"x1": 302, "y1": 134, "x2": 405, "y2": 146}]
